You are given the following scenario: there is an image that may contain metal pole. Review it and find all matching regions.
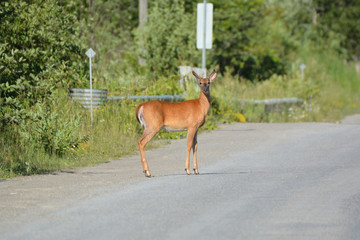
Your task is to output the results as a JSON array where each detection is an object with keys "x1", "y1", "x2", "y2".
[
  {"x1": 202, "y1": 0, "x2": 207, "y2": 77},
  {"x1": 89, "y1": 57, "x2": 93, "y2": 122},
  {"x1": 85, "y1": 48, "x2": 95, "y2": 122}
]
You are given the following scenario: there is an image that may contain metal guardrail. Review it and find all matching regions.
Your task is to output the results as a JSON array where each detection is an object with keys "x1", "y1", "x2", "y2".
[
  {"x1": 69, "y1": 88, "x2": 107, "y2": 109},
  {"x1": 107, "y1": 94, "x2": 185, "y2": 102},
  {"x1": 238, "y1": 98, "x2": 304, "y2": 113},
  {"x1": 69, "y1": 88, "x2": 185, "y2": 110}
]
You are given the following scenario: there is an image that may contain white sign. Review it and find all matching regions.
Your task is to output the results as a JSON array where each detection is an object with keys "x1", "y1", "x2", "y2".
[
  {"x1": 86, "y1": 48, "x2": 96, "y2": 58},
  {"x1": 196, "y1": 3, "x2": 213, "y2": 49},
  {"x1": 300, "y1": 63, "x2": 306, "y2": 71}
]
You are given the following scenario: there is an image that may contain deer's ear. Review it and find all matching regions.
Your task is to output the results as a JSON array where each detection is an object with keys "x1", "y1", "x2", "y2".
[
  {"x1": 208, "y1": 69, "x2": 217, "y2": 82},
  {"x1": 192, "y1": 71, "x2": 202, "y2": 80}
]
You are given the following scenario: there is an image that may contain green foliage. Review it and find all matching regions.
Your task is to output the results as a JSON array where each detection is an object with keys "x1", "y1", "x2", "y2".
[
  {"x1": 0, "y1": 126, "x2": 29, "y2": 176},
  {"x1": 313, "y1": 0, "x2": 360, "y2": 59},
  {"x1": 136, "y1": 0, "x2": 200, "y2": 78},
  {"x1": 0, "y1": 0, "x2": 88, "y2": 176},
  {"x1": 61, "y1": 0, "x2": 140, "y2": 86},
  {"x1": 240, "y1": 53, "x2": 287, "y2": 81},
  {"x1": 19, "y1": 99, "x2": 87, "y2": 156},
  {"x1": 142, "y1": 75, "x2": 184, "y2": 95},
  {"x1": 272, "y1": 0, "x2": 315, "y2": 42},
  {"x1": 211, "y1": 0, "x2": 288, "y2": 81},
  {"x1": 212, "y1": 47, "x2": 360, "y2": 123},
  {"x1": 0, "y1": 90, "x2": 89, "y2": 177},
  {"x1": 0, "y1": 0, "x2": 87, "y2": 126},
  {"x1": 80, "y1": 99, "x2": 146, "y2": 160}
]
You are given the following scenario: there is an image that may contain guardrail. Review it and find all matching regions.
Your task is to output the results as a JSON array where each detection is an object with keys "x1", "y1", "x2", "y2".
[
  {"x1": 238, "y1": 98, "x2": 304, "y2": 113},
  {"x1": 107, "y1": 94, "x2": 185, "y2": 102},
  {"x1": 69, "y1": 88, "x2": 185, "y2": 110},
  {"x1": 69, "y1": 88, "x2": 107, "y2": 109}
]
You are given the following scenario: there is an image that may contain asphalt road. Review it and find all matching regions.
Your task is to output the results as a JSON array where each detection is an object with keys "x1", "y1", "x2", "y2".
[{"x1": 1, "y1": 115, "x2": 360, "y2": 240}]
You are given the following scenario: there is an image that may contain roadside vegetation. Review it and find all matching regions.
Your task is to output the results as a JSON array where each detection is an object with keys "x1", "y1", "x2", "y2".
[{"x1": 1, "y1": 0, "x2": 359, "y2": 178}]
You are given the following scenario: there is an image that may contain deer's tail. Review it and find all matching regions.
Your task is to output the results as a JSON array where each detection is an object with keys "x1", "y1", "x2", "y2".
[{"x1": 136, "y1": 105, "x2": 146, "y2": 129}]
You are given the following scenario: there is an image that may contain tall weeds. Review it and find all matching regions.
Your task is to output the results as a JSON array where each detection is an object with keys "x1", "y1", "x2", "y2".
[{"x1": 212, "y1": 48, "x2": 360, "y2": 123}]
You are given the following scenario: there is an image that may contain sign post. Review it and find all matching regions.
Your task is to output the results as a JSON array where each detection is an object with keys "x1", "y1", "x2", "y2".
[
  {"x1": 202, "y1": 0, "x2": 207, "y2": 76},
  {"x1": 85, "y1": 48, "x2": 96, "y2": 122},
  {"x1": 197, "y1": 1, "x2": 213, "y2": 77}
]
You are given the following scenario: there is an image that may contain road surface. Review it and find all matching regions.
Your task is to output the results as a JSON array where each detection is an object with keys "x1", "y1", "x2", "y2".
[{"x1": 1, "y1": 115, "x2": 360, "y2": 239}]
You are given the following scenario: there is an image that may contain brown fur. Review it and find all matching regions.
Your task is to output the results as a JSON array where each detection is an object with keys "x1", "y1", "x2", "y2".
[{"x1": 136, "y1": 70, "x2": 217, "y2": 177}]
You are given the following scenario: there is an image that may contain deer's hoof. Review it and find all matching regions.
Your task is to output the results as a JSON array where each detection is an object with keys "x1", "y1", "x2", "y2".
[
  {"x1": 185, "y1": 168, "x2": 191, "y2": 175},
  {"x1": 144, "y1": 170, "x2": 151, "y2": 178},
  {"x1": 193, "y1": 169, "x2": 199, "y2": 175}
]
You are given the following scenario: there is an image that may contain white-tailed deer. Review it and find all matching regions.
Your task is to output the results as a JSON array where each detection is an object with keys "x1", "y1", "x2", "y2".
[{"x1": 136, "y1": 69, "x2": 217, "y2": 177}]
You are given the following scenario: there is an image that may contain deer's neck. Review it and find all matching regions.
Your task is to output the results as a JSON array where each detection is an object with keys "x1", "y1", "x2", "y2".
[
  {"x1": 199, "y1": 90, "x2": 211, "y2": 114},
  {"x1": 204, "y1": 91, "x2": 211, "y2": 103}
]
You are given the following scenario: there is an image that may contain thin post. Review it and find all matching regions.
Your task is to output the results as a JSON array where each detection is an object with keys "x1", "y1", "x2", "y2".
[
  {"x1": 86, "y1": 48, "x2": 96, "y2": 122},
  {"x1": 202, "y1": 0, "x2": 207, "y2": 77},
  {"x1": 89, "y1": 57, "x2": 93, "y2": 122}
]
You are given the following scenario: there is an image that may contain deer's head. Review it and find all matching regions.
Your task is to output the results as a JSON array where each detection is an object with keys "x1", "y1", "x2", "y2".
[{"x1": 192, "y1": 69, "x2": 217, "y2": 95}]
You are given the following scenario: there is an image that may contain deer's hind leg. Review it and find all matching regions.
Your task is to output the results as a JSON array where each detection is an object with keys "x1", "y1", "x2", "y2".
[{"x1": 138, "y1": 127, "x2": 160, "y2": 177}]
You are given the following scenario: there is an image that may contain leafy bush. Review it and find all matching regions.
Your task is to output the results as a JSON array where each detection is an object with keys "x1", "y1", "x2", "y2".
[
  {"x1": 313, "y1": 0, "x2": 360, "y2": 59},
  {"x1": 136, "y1": 0, "x2": 200, "y2": 78},
  {"x1": 61, "y1": 0, "x2": 140, "y2": 86},
  {"x1": 0, "y1": 0, "x2": 87, "y2": 127},
  {"x1": 241, "y1": 53, "x2": 287, "y2": 81},
  {"x1": 0, "y1": 90, "x2": 88, "y2": 177},
  {"x1": 0, "y1": 0, "x2": 89, "y2": 176},
  {"x1": 211, "y1": 0, "x2": 288, "y2": 81},
  {"x1": 19, "y1": 98, "x2": 87, "y2": 156}
]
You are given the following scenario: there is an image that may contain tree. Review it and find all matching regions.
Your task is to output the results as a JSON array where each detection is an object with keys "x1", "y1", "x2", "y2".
[
  {"x1": 135, "y1": 0, "x2": 200, "y2": 78},
  {"x1": 313, "y1": 0, "x2": 360, "y2": 59},
  {"x1": 211, "y1": 0, "x2": 287, "y2": 81},
  {"x1": 0, "y1": 0, "x2": 86, "y2": 126}
]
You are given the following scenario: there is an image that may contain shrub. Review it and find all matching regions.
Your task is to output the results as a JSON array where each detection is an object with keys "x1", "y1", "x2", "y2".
[
  {"x1": 19, "y1": 98, "x2": 87, "y2": 156},
  {"x1": 135, "y1": 0, "x2": 200, "y2": 78},
  {"x1": 0, "y1": 0, "x2": 87, "y2": 127},
  {"x1": 211, "y1": 0, "x2": 288, "y2": 81}
]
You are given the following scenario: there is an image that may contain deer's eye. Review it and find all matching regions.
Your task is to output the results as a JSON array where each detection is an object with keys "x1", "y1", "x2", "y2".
[{"x1": 199, "y1": 82, "x2": 202, "y2": 85}]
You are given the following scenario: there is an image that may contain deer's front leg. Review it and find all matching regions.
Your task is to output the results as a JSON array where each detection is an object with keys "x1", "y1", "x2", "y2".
[
  {"x1": 185, "y1": 128, "x2": 197, "y2": 175},
  {"x1": 192, "y1": 130, "x2": 199, "y2": 174}
]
